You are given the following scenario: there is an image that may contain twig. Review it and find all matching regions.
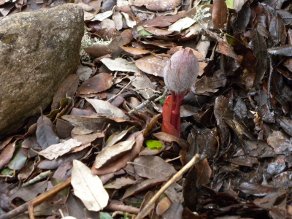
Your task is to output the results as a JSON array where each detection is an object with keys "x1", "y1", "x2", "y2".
[
  {"x1": 128, "y1": 88, "x2": 168, "y2": 115},
  {"x1": 106, "y1": 200, "x2": 139, "y2": 214},
  {"x1": 135, "y1": 154, "x2": 202, "y2": 219},
  {"x1": 1, "y1": 173, "x2": 114, "y2": 219},
  {"x1": 0, "y1": 178, "x2": 71, "y2": 219},
  {"x1": 108, "y1": 77, "x2": 135, "y2": 102}
]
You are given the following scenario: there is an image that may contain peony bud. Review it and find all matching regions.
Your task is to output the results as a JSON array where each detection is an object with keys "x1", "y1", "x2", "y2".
[{"x1": 163, "y1": 48, "x2": 199, "y2": 94}]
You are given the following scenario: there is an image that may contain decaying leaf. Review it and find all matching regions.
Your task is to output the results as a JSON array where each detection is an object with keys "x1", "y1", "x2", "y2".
[
  {"x1": 130, "y1": 0, "x2": 181, "y2": 12},
  {"x1": 92, "y1": 131, "x2": 144, "y2": 175},
  {"x1": 86, "y1": 98, "x2": 129, "y2": 120},
  {"x1": 212, "y1": 0, "x2": 227, "y2": 29},
  {"x1": 135, "y1": 55, "x2": 168, "y2": 77},
  {"x1": 36, "y1": 116, "x2": 60, "y2": 149},
  {"x1": 71, "y1": 160, "x2": 109, "y2": 211},
  {"x1": 78, "y1": 73, "x2": 113, "y2": 95},
  {"x1": 101, "y1": 57, "x2": 138, "y2": 73},
  {"x1": 39, "y1": 139, "x2": 82, "y2": 160},
  {"x1": 0, "y1": 141, "x2": 16, "y2": 169},
  {"x1": 51, "y1": 74, "x2": 79, "y2": 110},
  {"x1": 133, "y1": 156, "x2": 177, "y2": 180},
  {"x1": 105, "y1": 129, "x2": 130, "y2": 148},
  {"x1": 93, "y1": 137, "x2": 136, "y2": 169},
  {"x1": 122, "y1": 178, "x2": 165, "y2": 199}
]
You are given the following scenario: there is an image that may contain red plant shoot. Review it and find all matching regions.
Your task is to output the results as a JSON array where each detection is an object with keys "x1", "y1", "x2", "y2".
[{"x1": 162, "y1": 48, "x2": 199, "y2": 137}]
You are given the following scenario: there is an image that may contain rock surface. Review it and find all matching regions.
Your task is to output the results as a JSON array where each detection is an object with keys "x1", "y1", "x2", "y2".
[{"x1": 0, "y1": 4, "x2": 84, "y2": 134}]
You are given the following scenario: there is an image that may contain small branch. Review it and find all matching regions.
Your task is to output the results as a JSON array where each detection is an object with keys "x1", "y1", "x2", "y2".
[
  {"x1": 0, "y1": 173, "x2": 114, "y2": 219},
  {"x1": 108, "y1": 77, "x2": 135, "y2": 102},
  {"x1": 128, "y1": 88, "x2": 167, "y2": 115},
  {"x1": 0, "y1": 178, "x2": 71, "y2": 219},
  {"x1": 135, "y1": 154, "x2": 202, "y2": 219},
  {"x1": 106, "y1": 201, "x2": 139, "y2": 214}
]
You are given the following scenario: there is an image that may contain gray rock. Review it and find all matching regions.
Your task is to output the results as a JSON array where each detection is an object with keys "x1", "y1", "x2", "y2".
[{"x1": 0, "y1": 4, "x2": 84, "y2": 134}]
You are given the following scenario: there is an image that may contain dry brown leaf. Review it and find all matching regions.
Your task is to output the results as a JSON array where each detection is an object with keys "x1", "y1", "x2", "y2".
[
  {"x1": 73, "y1": 132, "x2": 105, "y2": 145},
  {"x1": 105, "y1": 129, "x2": 130, "y2": 147},
  {"x1": 121, "y1": 12, "x2": 136, "y2": 28},
  {"x1": 156, "y1": 196, "x2": 172, "y2": 215},
  {"x1": 71, "y1": 160, "x2": 109, "y2": 211},
  {"x1": 212, "y1": 0, "x2": 228, "y2": 29},
  {"x1": 143, "y1": 14, "x2": 183, "y2": 28},
  {"x1": 39, "y1": 139, "x2": 82, "y2": 160},
  {"x1": 131, "y1": 0, "x2": 181, "y2": 12},
  {"x1": 101, "y1": 57, "x2": 138, "y2": 72},
  {"x1": 78, "y1": 73, "x2": 113, "y2": 95},
  {"x1": 76, "y1": 65, "x2": 93, "y2": 81},
  {"x1": 135, "y1": 55, "x2": 168, "y2": 77},
  {"x1": 86, "y1": 98, "x2": 129, "y2": 120},
  {"x1": 105, "y1": 176, "x2": 136, "y2": 189},
  {"x1": 36, "y1": 116, "x2": 60, "y2": 149},
  {"x1": 133, "y1": 156, "x2": 177, "y2": 180},
  {"x1": 51, "y1": 74, "x2": 79, "y2": 110},
  {"x1": 194, "y1": 158, "x2": 212, "y2": 186},
  {"x1": 131, "y1": 71, "x2": 156, "y2": 99},
  {"x1": 120, "y1": 46, "x2": 151, "y2": 57},
  {"x1": 0, "y1": 140, "x2": 16, "y2": 169},
  {"x1": 93, "y1": 137, "x2": 136, "y2": 169},
  {"x1": 122, "y1": 178, "x2": 165, "y2": 199},
  {"x1": 168, "y1": 17, "x2": 196, "y2": 32},
  {"x1": 144, "y1": 26, "x2": 173, "y2": 36},
  {"x1": 62, "y1": 115, "x2": 109, "y2": 131},
  {"x1": 91, "y1": 10, "x2": 113, "y2": 21},
  {"x1": 112, "y1": 11, "x2": 123, "y2": 30},
  {"x1": 153, "y1": 132, "x2": 189, "y2": 149},
  {"x1": 92, "y1": 131, "x2": 144, "y2": 175}
]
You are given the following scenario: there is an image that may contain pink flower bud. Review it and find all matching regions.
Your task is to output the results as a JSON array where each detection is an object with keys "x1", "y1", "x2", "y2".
[{"x1": 163, "y1": 48, "x2": 199, "y2": 94}]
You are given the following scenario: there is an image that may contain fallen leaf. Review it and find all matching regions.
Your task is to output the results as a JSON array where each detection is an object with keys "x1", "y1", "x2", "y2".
[
  {"x1": 76, "y1": 65, "x2": 93, "y2": 81},
  {"x1": 156, "y1": 196, "x2": 172, "y2": 215},
  {"x1": 131, "y1": 0, "x2": 181, "y2": 12},
  {"x1": 8, "y1": 148, "x2": 27, "y2": 170},
  {"x1": 101, "y1": 57, "x2": 138, "y2": 72},
  {"x1": 39, "y1": 139, "x2": 82, "y2": 160},
  {"x1": 121, "y1": 12, "x2": 136, "y2": 28},
  {"x1": 122, "y1": 178, "x2": 165, "y2": 199},
  {"x1": 0, "y1": 141, "x2": 16, "y2": 169},
  {"x1": 94, "y1": 137, "x2": 136, "y2": 169},
  {"x1": 92, "y1": 131, "x2": 144, "y2": 175},
  {"x1": 135, "y1": 55, "x2": 168, "y2": 77},
  {"x1": 36, "y1": 116, "x2": 60, "y2": 149},
  {"x1": 78, "y1": 73, "x2": 113, "y2": 95},
  {"x1": 130, "y1": 71, "x2": 156, "y2": 99},
  {"x1": 212, "y1": 0, "x2": 227, "y2": 29},
  {"x1": 105, "y1": 129, "x2": 130, "y2": 147},
  {"x1": 91, "y1": 10, "x2": 113, "y2": 21},
  {"x1": 86, "y1": 98, "x2": 129, "y2": 120},
  {"x1": 133, "y1": 156, "x2": 177, "y2": 180},
  {"x1": 120, "y1": 46, "x2": 151, "y2": 57},
  {"x1": 71, "y1": 160, "x2": 109, "y2": 211},
  {"x1": 168, "y1": 17, "x2": 195, "y2": 32},
  {"x1": 105, "y1": 176, "x2": 136, "y2": 189},
  {"x1": 51, "y1": 74, "x2": 79, "y2": 110}
]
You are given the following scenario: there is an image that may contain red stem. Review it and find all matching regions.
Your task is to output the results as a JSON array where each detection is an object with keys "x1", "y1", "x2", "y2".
[
  {"x1": 162, "y1": 92, "x2": 185, "y2": 137},
  {"x1": 170, "y1": 92, "x2": 184, "y2": 133}
]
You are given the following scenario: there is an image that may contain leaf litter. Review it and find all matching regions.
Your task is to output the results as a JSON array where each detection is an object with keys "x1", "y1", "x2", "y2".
[{"x1": 0, "y1": 0, "x2": 292, "y2": 218}]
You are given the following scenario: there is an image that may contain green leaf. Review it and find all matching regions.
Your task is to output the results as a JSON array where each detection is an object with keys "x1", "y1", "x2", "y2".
[
  {"x1": 99, "y1": 212, "x2": 113, "y2": 219},
  {"x1": 145, "y1": 140, "x2": 163, "y2": 150},
  {"x1": 225, "y1": 0, "x2": 234, "y2": 9}
]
